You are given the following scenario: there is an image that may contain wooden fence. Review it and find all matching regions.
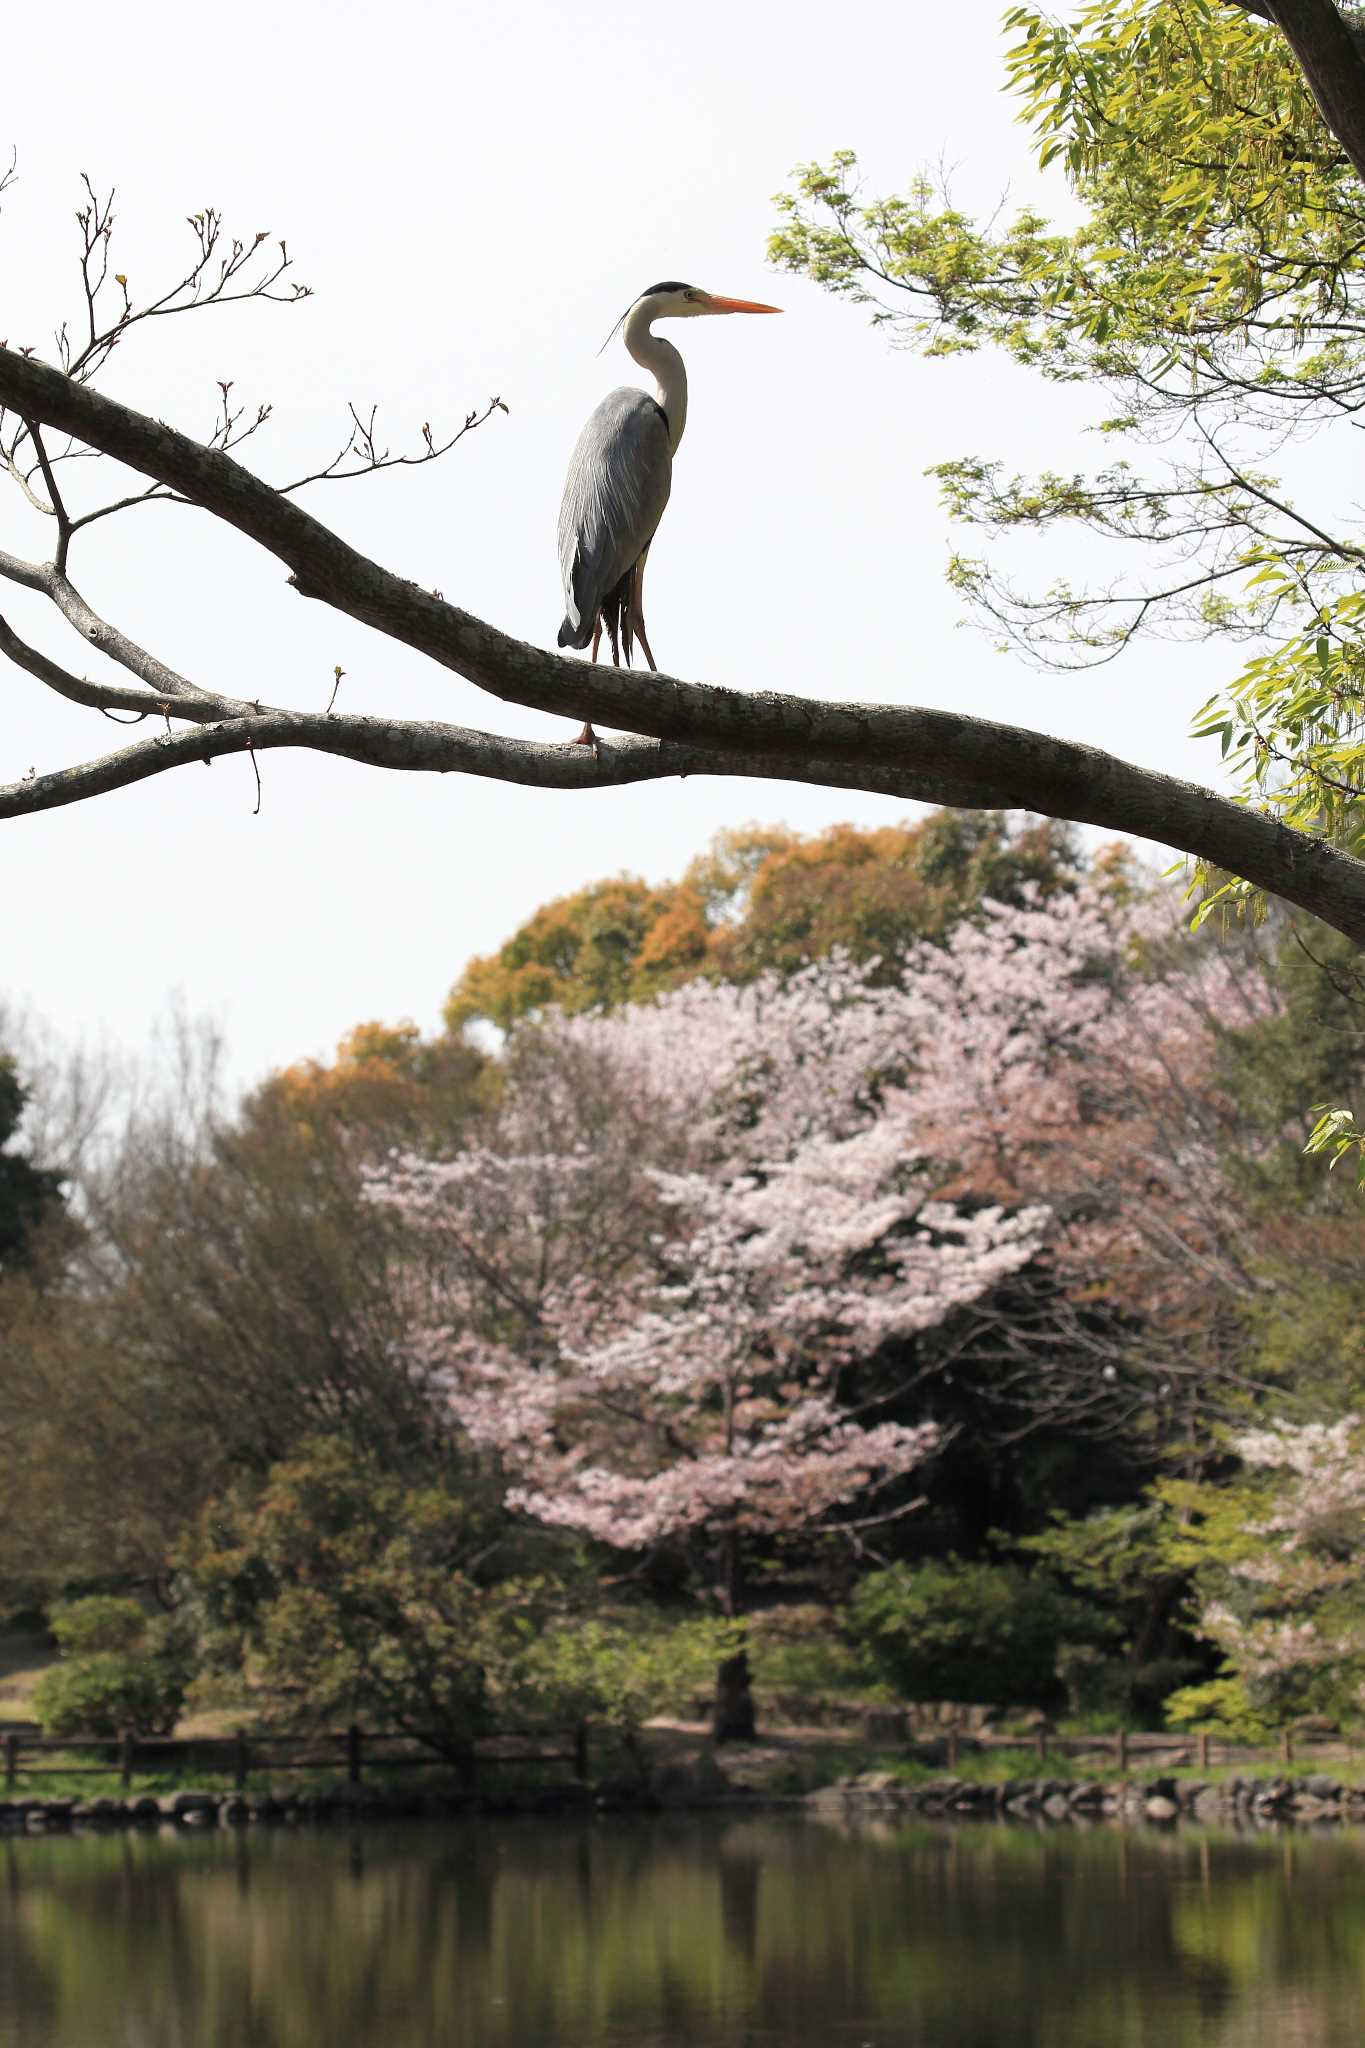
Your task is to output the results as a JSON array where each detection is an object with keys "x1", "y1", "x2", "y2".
[
  {"x1": 0, "y1": 1722, "x2": 589, "y2": 1791},
  {"x1": 0, "y1": 1716, "x2": 1335, "y2": 1791},
  {"x1": 931, "y1": 1727, "x2": 1318, "y2": 1772}
]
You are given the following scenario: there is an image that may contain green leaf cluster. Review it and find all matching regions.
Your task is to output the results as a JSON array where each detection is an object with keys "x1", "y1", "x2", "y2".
[
  {"x1": 508, "y1": 1614, "x2": 742, "y2": 1769},
  {"x1": 770, "y1": 1, "x2": 1365, "y2": 885},
  {"x1": 847, "y1": 1556, "x2": 1111, "y2": 1706}
]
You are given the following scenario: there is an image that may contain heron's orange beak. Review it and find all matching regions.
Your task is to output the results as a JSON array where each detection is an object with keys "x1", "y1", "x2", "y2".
[{"x1": 703, "y1": 294, "x2": 782, "y2": 314}]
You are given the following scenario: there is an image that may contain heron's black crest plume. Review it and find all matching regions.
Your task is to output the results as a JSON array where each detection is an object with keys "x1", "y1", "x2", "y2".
[{"x1": 596, "y1": 305, "x2": 630, "y2": 359}]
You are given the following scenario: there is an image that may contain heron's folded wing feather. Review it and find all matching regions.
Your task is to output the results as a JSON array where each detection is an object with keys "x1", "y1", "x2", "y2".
[{"x1": 558, "y1": 389, "x2": 673, "y2": 634}]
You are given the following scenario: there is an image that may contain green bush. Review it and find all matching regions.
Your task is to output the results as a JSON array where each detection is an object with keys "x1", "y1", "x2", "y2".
[
  {"x1": 188, "y1": 1438, "x2": 534, "y2": 1755},
  {"x1": 32, "y1": 1652, "x2": 187, "y2": 1739},
  {"x1": 32, "y1": 1596, "x2": 194, "y2": 1738},
  {"x1": 508, "y1": 1613, "x2": 741, "y2": 1776},
  {"x1": 749, "y1": 1605, "x2": 881, "y2": 1699},
  {"x1": 847, "y1": 1558, "x2": 1107, "y2": 1706},
  {"x1": 1164, "y1": 1674, "x2": 1272, "y2": 1743},
  {"x1": 48, "y1": 1595, "x2": 147, "y2": 1657}
]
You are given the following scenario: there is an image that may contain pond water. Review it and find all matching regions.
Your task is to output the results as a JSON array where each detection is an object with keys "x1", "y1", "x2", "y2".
[{"x1": 2, "y1": 1813, "x2": 1364, "y2": 2047}]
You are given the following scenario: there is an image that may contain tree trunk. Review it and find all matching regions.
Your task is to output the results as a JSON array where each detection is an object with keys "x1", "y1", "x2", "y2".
[
  {"x1": 712, "y1": 1645, "x2": 756, "y2": 1744},
  {"x1": 712, "y1": 1527, "x2": 756, "y2": 1743}
]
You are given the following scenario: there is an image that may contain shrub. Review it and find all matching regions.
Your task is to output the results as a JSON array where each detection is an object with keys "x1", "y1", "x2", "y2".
[
  {"x1": 507, "y1": 1613, "x2": 741, "y2": 1778},
  {"x1": 749, "y1": 1604, "x2": 881, "y2": 1699},
  {"x1": 1164, "y1": 1674, "x2": 1272, "y2": 1743},
  {"x1": 48, "y1": 1595, "x2": 147, "y2": 1657},
  {"x1": 188, "y1": 1438, "x2": 529, "y2": 1755},
  {"x1": 848, "y1": 1557, "x2": 1106, "y2": 1706},
  {"x1": 32, "y1": 1598, "x2": 193, "y2": 1737},
  {"x1": 32, "y1": 1652, "x2": 187, "y2": 1739}
]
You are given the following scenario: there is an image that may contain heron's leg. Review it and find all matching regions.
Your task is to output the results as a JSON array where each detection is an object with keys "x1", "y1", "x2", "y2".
[
  {"x1": 620, "y1": 578, "x2": 636, "y2": 668},
  {"x1": 629, "y1": 556, "x2": 658, "y2": 672},
  {"x1": 572, "y1": 613, "x2": 603, "y2": 752},
  {"x1": 632, "y1": 609, "x2": 657, "y2": 672}
]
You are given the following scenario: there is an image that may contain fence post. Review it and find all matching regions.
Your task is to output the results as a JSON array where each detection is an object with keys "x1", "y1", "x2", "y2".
[
  {"x1": 120, "y1": 1728, "x2": 135, "y2": 1790},
  {"x1": 1198, "y1": 1731, "x2": 1209, "y2": 1772},
  {"x1": 4, "y1": 1731, "x2": 16, "y2": 1788},
  {"x1": 1035, "y1": 1727, "x2": 1047, "y2": 1763},
  {"x1": 1281, "y1": 1728, "x2": 1293, "y2": 1767},
  {"x1": 947, "y1": 1726, "x2": 959, "y2": 1771},
  {"x1": 347, "y1": 1723, "x2": 363, "y2": 1785},
  {"x1": 234, "y1": 1730, "x2": 250, "y2": 1790},
  {"x1": 1117, "y1": 1728, "x2": 1128, "y2": 1773},
  {"x1": 573, "y1": 1722, "x2": 589, "y2": 1783}
]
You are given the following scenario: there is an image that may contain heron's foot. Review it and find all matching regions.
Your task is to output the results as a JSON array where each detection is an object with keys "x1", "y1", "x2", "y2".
[{"x1": 571, "y1": 722, "x2": 601, "y2": 760}]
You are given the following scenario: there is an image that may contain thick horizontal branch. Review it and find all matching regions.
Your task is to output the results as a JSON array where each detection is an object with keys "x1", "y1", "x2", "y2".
[
  {"x1": 4, "y1": 344, "x2": 1365, "y2": 943},
  {"x1": 0, "y1": 709, "x2": 1007, "y2": 820}
]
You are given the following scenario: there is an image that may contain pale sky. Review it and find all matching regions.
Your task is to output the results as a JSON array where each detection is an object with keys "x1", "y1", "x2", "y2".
[{"x1": 2, "y1": 0, "x2": 1232, "y2": 1094}]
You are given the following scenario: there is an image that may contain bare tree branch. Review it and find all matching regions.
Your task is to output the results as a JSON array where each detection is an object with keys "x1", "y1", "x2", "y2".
[
  {"x1": 0, "y1": 616, "x2": 255, "y2": 722},
  {"x1": 0, "y1": 545, "x2": 219, "y2": 706},
  {"x1": 3, "y1": 342, "x2": 1365, "y2": 941},
  {"x1": 278, "y1": 396, "x2": 507, "y2": 494},
  {"x1": 0, "y1": 708, "x2": 1004, "y2": 819},
  {"x1": 24, "y1": 423, "x2": 72, "y2": 572},
  {"x1": 51, "y1": 182, "x2": 311, "y2": 387}
]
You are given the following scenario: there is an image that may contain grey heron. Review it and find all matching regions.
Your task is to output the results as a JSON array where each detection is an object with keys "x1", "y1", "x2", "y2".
[{"x1": 556, "y1": 281, "x2": 781, "y2": 748}]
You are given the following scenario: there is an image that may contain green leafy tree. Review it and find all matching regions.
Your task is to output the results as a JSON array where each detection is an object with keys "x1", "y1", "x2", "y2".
[
  {"x1": 189, "y1": 1438, "x2": 539, "y2": 1754},
  {"x1": 1018, "y1": 1504, "x2": 1202, "y2": 1719},
  {"x1": 1158, "y1": 1413, "x2": 1365, "y2": 1730},
  {"x1": 769, "y1": 2, "x2": 1365, "y2": 911}
]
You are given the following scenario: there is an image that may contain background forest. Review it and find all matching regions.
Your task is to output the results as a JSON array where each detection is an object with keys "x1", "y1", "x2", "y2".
[{"x1": 4, "y1": 808, "x2": 1364, "y2": 1752}]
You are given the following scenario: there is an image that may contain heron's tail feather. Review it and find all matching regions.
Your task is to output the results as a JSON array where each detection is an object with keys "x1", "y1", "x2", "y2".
[
  {"x1": 600, "y1": 569, "x2": 635, "y2": 668},
  {"x1": 558, "y1": 614, "x2": 594, "y2": 651}
]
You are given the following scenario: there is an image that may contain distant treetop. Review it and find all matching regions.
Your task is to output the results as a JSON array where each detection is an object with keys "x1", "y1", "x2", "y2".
[{"x1": 443, "y1": 809, "x2": 1086, "y2": 1034}]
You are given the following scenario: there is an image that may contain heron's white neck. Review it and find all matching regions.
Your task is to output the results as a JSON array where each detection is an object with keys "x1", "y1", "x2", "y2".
[{"x1": 623, "y1": 301, "x2": 688, "y2": 452}]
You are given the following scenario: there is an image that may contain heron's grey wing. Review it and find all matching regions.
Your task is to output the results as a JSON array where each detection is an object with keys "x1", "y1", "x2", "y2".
[{"x1": 557, "y1": 388, "x2": 672, "y2": 649}]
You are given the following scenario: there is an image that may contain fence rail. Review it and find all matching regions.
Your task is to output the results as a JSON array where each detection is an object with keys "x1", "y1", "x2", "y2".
[
  {"x1": 930, "y1": 1726, "x2": 1317, "y2": 1772},
  {"x1": 1, "y1": 1722, "x2": 589, "y2": 1791}
]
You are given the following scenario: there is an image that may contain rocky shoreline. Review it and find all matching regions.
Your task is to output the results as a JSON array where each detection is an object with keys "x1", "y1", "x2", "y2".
[
  {"x1": 0, "y1": 1784, "x2": 598, "y2": 1833},
  {"x1": 809, "y1": 1769, "x2": 1365, "y2": 1825},
  {"x1": 7, "y1": 1763, "x2": 1365, "y2": 1834}
]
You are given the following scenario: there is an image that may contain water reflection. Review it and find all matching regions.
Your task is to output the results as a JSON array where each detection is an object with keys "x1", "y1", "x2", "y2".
[{"x1": 2, "y1": 1816, "x2": 1365, "y2": 2047}]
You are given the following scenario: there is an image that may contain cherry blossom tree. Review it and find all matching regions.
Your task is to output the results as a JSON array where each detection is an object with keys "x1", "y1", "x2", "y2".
[
  {"x1": 371, "y1": 875, "x2": 1306, "y2": 1735},
  {"x1": 893, "y1": 885, "x2": 1290, "y2": 1424},
  {"x1": 371, "y1": 959, "x2": 1047, "y2": 1737}
]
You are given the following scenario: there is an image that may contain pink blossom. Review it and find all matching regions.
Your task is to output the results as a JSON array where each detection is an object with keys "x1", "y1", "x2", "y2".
[{"x1": 368, "y1": 879, "x2": 1282, "y2": 1556}]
